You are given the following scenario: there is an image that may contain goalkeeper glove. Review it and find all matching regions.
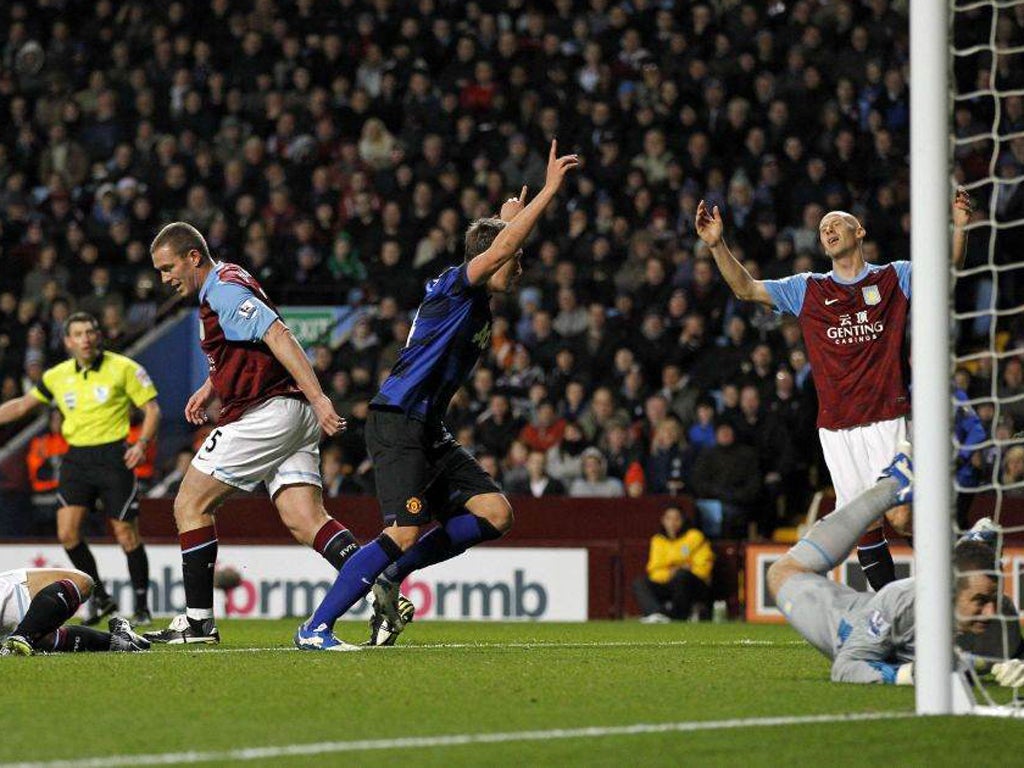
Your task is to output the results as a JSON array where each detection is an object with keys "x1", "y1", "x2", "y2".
[
  {"x1": 896, "y1": 663, "x2": 914, "y2": 686},
  {"x1": 992, "y1": 659, "x2": 1024, "y2": 688}
]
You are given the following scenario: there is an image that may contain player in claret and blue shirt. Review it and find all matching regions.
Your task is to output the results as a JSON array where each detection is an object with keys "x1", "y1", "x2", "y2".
[
  {"x1": 295, "y1": 141, "x2": 579, "y2": 651},
  {"x1": 694, "y1": 189, "x2": 972, "y2": 592},
  {"x1": 146, "y1": 222, "x2": 379, "y2": 644}
]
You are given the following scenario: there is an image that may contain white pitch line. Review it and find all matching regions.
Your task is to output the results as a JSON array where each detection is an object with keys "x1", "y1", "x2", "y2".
[
  {"x1": 0, "y1": 711, "x2": 913, "y2": 768},
  {"x1": 181, "y1": 639, "x2": 808, "y2": 654}
]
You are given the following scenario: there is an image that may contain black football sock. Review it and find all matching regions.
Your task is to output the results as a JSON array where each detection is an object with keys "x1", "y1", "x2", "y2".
[
  {"x1": 857, "y1": 528, "x2": 897, "y2": 591},
  {"x1": 313, "y1": 519, "x2": 359, "y2": 571},
  {"x1": 65, "y1": 542, "x2": 109, "y2": 600},
  {"x1": 47, "y1": 625, "x2": 113, "y2": 652},
  {"x1": 126, "y1": 544, "x2": 150, "y2": 613},
  {"x1": 13, "y1": 579, "x2": 82, "y2": 643},
  {"x1": 180, "y1": 525, "x2": 218, "y2": 634}
]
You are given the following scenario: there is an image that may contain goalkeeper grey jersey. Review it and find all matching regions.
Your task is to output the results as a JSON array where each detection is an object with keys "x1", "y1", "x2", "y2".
[{"x1": 830, "y1": 578, "x2": 916, "y2": 684}]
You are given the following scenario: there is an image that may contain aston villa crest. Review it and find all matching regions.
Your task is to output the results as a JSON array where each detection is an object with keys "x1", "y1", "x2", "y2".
[{"x1": 861, "y1": 285, "x2": 881, "y2": 306}]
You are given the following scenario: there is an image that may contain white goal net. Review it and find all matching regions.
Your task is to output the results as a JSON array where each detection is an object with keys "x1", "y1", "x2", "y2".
[{"x1": 948, "y1": 0, "x2": 1024, "y2": 715}]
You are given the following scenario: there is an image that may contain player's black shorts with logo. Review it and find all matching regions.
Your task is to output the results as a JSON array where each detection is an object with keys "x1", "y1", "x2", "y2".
[
  {"x1": 366, "y1": 407, "x2": 501, "y2": 526},
  {"x1": 57, "y1": 441, "x2": 139, "y2": 521}
]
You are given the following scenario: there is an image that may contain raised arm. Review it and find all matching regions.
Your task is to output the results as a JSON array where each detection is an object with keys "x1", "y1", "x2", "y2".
[
  {"x1": 694, "y1": 200, "x2": 774, "y2": 307},
  {"x1": 263, "y1": 320, "x2": 345, "y2": 436},
  {"x1": 466, "y1": 140, "x2": 579, "y2": 286},
  {"x1": 0, "y1": 393, "x2": 44, "y2": 426},
  {"x1": 952, "y1": 186, "x2": 972, "y2": 270}
]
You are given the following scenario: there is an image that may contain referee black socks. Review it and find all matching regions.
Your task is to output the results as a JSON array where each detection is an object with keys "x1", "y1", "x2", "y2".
[
  {"x1": 126, "y1": 544, "x2": 150, "y2": 613},
  {"x1": 65, "y1": 542, "x2": 109, "y2": 600}
]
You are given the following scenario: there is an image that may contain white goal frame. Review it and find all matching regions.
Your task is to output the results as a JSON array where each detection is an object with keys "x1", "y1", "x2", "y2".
[{"x1": 910, "y1": 0, "x2": 954, "y2": 715}]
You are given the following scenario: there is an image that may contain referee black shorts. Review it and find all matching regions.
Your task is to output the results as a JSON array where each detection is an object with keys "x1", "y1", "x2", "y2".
[
  {"x1": 57, "y1": 442, "x2": 139, "y2": 522},
  {"x1": 366, "y1": 408, "x2": 501, "y2": 527}
]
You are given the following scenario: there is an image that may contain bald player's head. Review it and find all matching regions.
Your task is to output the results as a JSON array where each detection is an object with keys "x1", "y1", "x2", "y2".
[{"x1": 818, "y1": 210, "x2": 866, "y2": 260}]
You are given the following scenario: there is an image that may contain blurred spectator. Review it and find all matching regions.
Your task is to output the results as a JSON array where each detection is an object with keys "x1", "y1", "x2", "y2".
[
  {"x1": 645, "y1": 418, "x2": 692, "y2": 496},
  {"x1": 1001, "y1": 445, "x2": 1024, "y2": 497},
  {"x1": 546, "y1": 420, "x2": 587, "y2": 487},
  {"x1": 691, "y1": 423, "x2": 761, "y2": 538},
  {"x1": 569, "y1": 447, "x2": 625, "y2": 498},
  {"x1": 518, "y1": 400, "x2": 566, "y2": 453},
  {"x1": 507, "y1": 450, "x2": 566, "y2": 498}
]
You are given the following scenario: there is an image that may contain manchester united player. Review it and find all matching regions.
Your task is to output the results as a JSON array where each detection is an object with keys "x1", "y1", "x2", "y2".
[
  {"x1": 295, "y1": 142, "x2": 579, "y2": 651},
  {"x1": 695, "y1": 189, "x2": 971, "y2": 591},
  {"x1": 145, "y1": 222, "x2": 366, "y2": 644}
]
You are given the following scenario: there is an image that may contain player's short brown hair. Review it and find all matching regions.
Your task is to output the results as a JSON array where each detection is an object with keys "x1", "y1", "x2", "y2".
[
  {"x1": 464, "y1": 217, "x2": 507, "y2": 261},
  {"x1": 150, "y1": 221, "x2": 212, "y2": 262},
  {"x1": 954, "y1": 539, "x2": 998, "y2": 592},
  {"x1": 63, "y1": 311, "x2": 99, "y2": 337}
]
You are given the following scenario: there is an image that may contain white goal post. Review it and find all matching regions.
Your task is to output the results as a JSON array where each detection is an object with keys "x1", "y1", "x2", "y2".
[{"x1": 910, "y1": 0, "x2": 954, "y2": 716}]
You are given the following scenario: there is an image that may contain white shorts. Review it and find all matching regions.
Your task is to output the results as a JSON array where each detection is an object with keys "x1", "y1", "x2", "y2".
[
  {"x1": 191, "y1": 397, "x2": 323, "y2": 497},
  {"x1": 0, "y1": 569, "x2": 30, "y2": 639},
  {"x1": 819, "y1": 417, "x2": 907, "y2": 509}
]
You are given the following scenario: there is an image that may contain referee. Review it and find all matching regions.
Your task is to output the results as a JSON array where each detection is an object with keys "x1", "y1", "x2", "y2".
[{"x1": 0, "y1": 311, "x2": 160, "y2": 625}]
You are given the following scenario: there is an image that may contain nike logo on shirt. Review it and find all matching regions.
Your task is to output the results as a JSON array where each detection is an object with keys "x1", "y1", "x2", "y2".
[{"x1": 825, "y1": 298, "x2": 840, "y2": 305}]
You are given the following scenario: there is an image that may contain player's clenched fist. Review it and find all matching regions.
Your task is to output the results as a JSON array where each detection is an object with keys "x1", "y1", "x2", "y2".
[
  {"x1": 312, "y1": 393, "x2": 346, "y2": 436},
  {"x1": 695, "y1": 199, "x2": 723, "y2": 247}
]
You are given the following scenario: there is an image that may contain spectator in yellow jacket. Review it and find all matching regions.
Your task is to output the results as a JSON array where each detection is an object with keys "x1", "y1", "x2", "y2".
[{"x1": 633, "y1": 506, "x2": 714, "y2": 623}]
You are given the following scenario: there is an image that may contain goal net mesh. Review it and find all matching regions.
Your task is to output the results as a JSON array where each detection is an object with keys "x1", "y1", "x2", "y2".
[{"x1": 950, "y1": 0, "x2": 1024, "y2": 712}]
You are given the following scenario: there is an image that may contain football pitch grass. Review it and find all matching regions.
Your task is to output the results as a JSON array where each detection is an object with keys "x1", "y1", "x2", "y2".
[{"x1": 2, "y1": 620, "x2": 1019, "y2": 767}]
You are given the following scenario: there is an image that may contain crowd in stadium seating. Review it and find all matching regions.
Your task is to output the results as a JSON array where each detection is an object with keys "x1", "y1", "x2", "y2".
[{"x1": 1, "y1": 1, "x2": 1023, "y2": 539}]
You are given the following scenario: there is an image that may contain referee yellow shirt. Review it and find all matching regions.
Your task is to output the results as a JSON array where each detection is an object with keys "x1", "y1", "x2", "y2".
[{"x1": 30, "y1": 351, "x2": 158, "y2": 447}]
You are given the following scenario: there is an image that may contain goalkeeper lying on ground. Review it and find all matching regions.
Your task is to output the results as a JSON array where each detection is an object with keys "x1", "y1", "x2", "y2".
[{"x1": 768, "y1": 445, "x2": 1023, "y2": 686}]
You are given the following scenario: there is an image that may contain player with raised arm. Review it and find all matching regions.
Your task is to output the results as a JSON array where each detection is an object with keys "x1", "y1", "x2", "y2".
[
  {"x1": 694, "y1": 189, "x2": 973, "y2": 591},
  {"x1": 1, "y1": 567, "x2": 149, "y2": 656},
  {"x1": 294, "y1": 140, "x2": 579, "y2": 651},
  {"x1": 768, "y1": 444, "x2": 1024, "y2": 686},
  {"x1": 146, "y1": 222, "x2": 384, "y2": 644}
]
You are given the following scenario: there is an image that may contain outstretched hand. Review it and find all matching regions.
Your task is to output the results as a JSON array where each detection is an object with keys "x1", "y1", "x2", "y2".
[
  {"x1": 953, "y1": 186, "x2": 973, "y2": 229},
  {"x1": 543, "y1": 140, "x2": 580, "y2": 192},
  {"x1": 695, "y1": 199, "x2": 724, "y2": 247}
]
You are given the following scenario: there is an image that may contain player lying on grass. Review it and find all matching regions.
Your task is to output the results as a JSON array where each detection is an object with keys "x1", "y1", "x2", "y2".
[
  {"x1": 294, "y1": 141, "x2": 579, "y2": 651},
  {"x1": 768, "y1": 446, "x2": 1024, "y2": 686},
  {"x1": 1, "y1": 568, "x2": 149, "y2": 656}
]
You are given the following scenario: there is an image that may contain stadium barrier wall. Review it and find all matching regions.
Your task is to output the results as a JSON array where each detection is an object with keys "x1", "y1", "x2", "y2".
[
  {"x1": 99, "y1": 495, "x2": 741, "y2": 620},
  {"x1": 0, "y1": 543, "x2": 588, "y2": 622},
  {"x1": 745, "y1": 544, "x2": 1024, "y2": 624}
]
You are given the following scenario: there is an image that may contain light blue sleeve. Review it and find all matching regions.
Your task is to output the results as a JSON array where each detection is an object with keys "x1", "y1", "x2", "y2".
[
  {"x1": 892, "y1": 261, "x2": 911, "y2": 299},
  {"x1": 208, "y1": 281, "x2": 278, "y2": 342},
  {"x1": 762, "y1": 273, "x2": 810, "y2": 316}
]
